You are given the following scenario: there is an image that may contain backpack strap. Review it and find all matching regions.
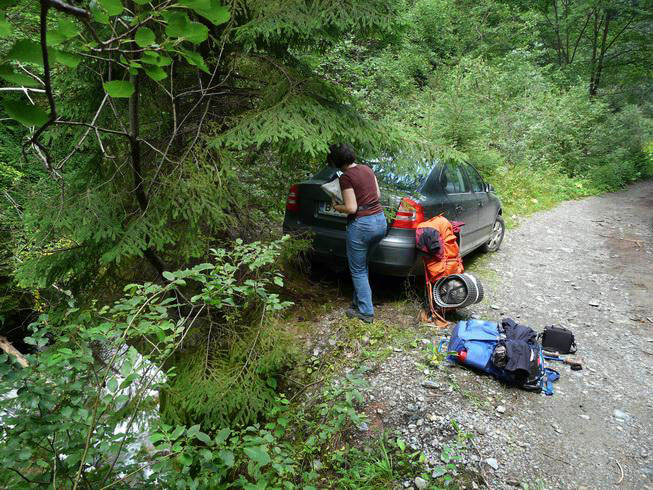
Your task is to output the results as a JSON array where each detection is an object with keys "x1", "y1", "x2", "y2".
[
  {"x1": 424, "y1": 261, "x2": 448, "y2": 328},
  {"x1": 541, "y1": 368, "x2": 560, "y2": 396}
]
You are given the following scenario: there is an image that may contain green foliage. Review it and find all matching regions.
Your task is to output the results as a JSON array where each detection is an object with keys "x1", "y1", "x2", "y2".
[
  {"x1": 160, "y1": 322, "x2": 297, "y2": 429},
  {"x1": 161, "y1": 238, "x2": 297, "y2": 429},
  {"x1": 0, "y1": 237, "x2": 297, "y2": 488},
  {"x1": 0, "y1": 277, "x2": 185, "y2": 488},
  {"x1": 0, "y1": 1, "x2": 651, "y2": 486}
]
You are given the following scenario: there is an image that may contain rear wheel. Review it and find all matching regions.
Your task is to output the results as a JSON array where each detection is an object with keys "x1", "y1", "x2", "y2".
[{"x1": 481, "y1": 215, "x2": 505, "y2": 252}]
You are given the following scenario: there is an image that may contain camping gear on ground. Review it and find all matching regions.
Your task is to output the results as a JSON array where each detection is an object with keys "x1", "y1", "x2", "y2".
[
  {"x1": 539, "y1": 325, "x2": 577, "y2": 354},
  {"x1": 321, "y1": 178, "x2": 343, "y2": 204},
  {"x1": 433, "y1": 273, "x2": 484, "y2": 309},
  {"x1": 416, "y1": 216, "x2": 465, "y2": 327},
  {"x1": 543, "y1": 353, "x2": 583, "y2": 371},
  {"x1": 440, "y1": 318, "x2": 559, "y2": 394}
]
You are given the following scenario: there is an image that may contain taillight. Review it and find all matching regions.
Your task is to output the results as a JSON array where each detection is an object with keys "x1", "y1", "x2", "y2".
[
  {"x1": 286, "y1": 184, "x2": 300, "y2": 212},
  {"x1": 392, "y1": 198, "x2": 424, "y2": 229}
]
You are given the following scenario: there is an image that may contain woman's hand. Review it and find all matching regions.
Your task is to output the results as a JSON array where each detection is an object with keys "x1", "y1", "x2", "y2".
[
  {"x1": 333, "y1": 189, "x2": 357, "y2": 215},
  {"x1": 332, "y1": 199, "x2": 346, "y2": 213}
]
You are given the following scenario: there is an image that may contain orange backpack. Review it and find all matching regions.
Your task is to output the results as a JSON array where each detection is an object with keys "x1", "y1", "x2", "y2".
[{"x1": 416, "y1": 215, "x2": 464, "y2": 283}]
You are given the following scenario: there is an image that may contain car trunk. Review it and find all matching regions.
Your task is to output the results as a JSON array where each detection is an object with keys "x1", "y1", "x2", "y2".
[{"x1": 295, "y1": 168, "x2": 348, "y2": 231}]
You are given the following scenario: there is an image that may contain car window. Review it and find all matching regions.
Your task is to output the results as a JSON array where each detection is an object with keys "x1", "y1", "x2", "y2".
[
  {"x1": 441, "y1": 163, "x2": 470, "y2": 194},
  {"x1": 464, "y1": 164, "x2": 485, "y2": 193}
]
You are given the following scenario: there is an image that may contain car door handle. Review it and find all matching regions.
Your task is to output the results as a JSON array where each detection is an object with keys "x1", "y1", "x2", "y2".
[
  {"x1": 478, "y1": 201, "x2": 483, "y2": 207},
  {"x1": 455, "y1": 205, "x2": 464, "y2": 213}
]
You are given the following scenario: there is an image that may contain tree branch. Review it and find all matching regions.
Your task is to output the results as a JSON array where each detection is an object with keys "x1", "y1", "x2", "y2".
[
  {"x1": 0, "y1": 336, "x2": 29, "y2": 368},
  {"x1": 43, "y1": 0, "x2": 90, "y2": 19},
  {"x1": 570, "y1": 10, "x2": 594, "y2": 64}
]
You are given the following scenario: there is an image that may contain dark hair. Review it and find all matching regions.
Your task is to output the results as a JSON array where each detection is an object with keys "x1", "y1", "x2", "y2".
[{"x1": 327, "y1": 143, "x2": 356, "y2": 169}]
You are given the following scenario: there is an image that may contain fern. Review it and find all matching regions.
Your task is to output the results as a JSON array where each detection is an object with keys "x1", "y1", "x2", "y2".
[{"x1": 161, "y1": 320, "x2": 298, "y2": 429}]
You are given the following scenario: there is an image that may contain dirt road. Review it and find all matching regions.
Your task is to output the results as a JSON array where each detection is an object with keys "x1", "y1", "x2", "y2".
[{"x1": 360, "y1": 180, "x2": 653, "y2": 489}]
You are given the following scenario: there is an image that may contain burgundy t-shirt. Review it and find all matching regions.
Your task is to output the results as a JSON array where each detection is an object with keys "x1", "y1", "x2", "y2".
[{"x1": 339, "y1": 164, "x2": 383, "y2": 218}]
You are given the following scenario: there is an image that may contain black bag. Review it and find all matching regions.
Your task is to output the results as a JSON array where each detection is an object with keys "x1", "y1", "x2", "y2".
[{"x1": 539, "y1": 325, "x2": 576, "y2": 354}]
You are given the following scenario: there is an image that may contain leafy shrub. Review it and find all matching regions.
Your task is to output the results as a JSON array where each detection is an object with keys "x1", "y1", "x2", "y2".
[{"x1": 0, "y1": 237, "x2": 296, "y2": 488}]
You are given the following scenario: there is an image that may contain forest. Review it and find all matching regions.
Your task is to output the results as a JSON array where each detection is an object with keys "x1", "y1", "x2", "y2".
[{"x1": 0, "y1": 0, "x2": 651, "y2": 488}]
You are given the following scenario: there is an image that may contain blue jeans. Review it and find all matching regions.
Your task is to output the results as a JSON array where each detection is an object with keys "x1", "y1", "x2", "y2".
[{"x1": 346, "y1": 212, "x2": 387, "y2": 317}]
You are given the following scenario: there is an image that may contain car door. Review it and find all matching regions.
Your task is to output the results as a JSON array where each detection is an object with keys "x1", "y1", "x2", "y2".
[
  {"x1": 439, "y1": 162, "x2": 478, "y2": 253},
  {"x1": 462, "y1": 163, "x2": 493, "y2": 248}
]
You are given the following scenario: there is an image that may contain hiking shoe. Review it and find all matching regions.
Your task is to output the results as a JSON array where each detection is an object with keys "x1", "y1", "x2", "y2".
[{"x1": 346, "y1": 308, "x2": 373, "y2": 324}]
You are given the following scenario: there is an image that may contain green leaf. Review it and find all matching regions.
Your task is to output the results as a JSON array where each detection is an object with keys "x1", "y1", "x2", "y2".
[
  {"x1": 162, "y1": 270, "x2": 175, "y2": 281},
  {"x1": 3, "y1": 99, "x2": 49, "y2": 127},
  {"x1": 196, "y1": 431, "x2": 212, "y2": 445},
  {"x1": 177, "y1": 452, "x2": 192, "y2": 466},
  {"x1": 7, "y1": 40, "x2": 56, "y2": 67},
  {"x1": 107, "y1": 377, "x2": 118, "y2": 391},
  {"x1": 195, "y1": 2, "x2": 230, "y2": 26},
  {"x1": 185, "y1": 22, "x2": 208, "y2": 44},
  {"x1": 0, "y1": 65, "x2": 40, "y2": 87},
  {"x1": 186, "y1": 424, "x2": 200, "y2": 438},
  {"x1": 218, "y1": 449, "x2": 234, "y2": 467},
  {"x1": 90, "y1": 0, "x2": 110, "y2": 24},
  {"x1": 180, "y1": 49, "x2": 209, "y2": 74},
  {"x1": 143, "y1": 65, "x2": 167, "y2": 81},
  {"x1": 18, "y1": 448, "x2": 32, "y2": 461},
  {"x1": 243, "y1": 446, "x2": 270, "y2": 466},
  {"x1": 133, "y1": 0, "x2": 150, "y2": 4},
  {"x1": 57, "y1": 19, "x2": 80, "y2": 39},
  {"x1": 199, "y1": 448, "x2": 213, "y2": 461},
  {"x1": 215, "y1": 427, "x2": 230, "y2": 444},
  {"x1": 0, "y1": 14, "x2": 10, "y2": 37},
  {"x1": 178, "y1": 0, "x2": 211, "y2": 10},
  {"x1": 170, "y1": 425, "x2": 185, "y2": 440},
  {"x1": 165, "y1": 12, "x2": 208, "y2": 44},
  {"x1": 150, "y1": 432, "x2": 166, "y2": 444},
  {"x1": 55, "y1": 50, "x2": 81, "y2": 68},
  {"x1": 99, "y1": 0, "x2": 123, "y2": 16},
  {"x1": 141, "y1": 51, "x2": 172, "y2": 66},
  {"x1": 61, "y1": 406, "x2": 73, "y2": 417},
  {"x1": 47, "y1": 20, "x2": 80, "y2": 45},
  {"x1": 103, "y1": 80, "x2": 135, "y2": 98},
  {"x1": 165, "y1": 11, "x2": 190, "y2": 38},
  {"x1": 135, "y1": 27, "x2": 156, "y2": 47}
]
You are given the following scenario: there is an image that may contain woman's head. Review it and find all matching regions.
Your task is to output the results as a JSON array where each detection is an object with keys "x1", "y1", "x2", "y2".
[{"x1": 327, "y1": 143, "x2": 356, "y2": 170}]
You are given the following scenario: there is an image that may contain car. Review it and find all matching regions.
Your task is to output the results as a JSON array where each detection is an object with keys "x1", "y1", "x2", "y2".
[{"x1": 283, "y1": 159, "x2": 504, "y2": 277}]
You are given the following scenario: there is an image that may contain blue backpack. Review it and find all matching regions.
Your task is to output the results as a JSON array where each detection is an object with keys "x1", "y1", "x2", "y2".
[{"x1": 441, "y1": 320, "x2": 559, "y2": 395}]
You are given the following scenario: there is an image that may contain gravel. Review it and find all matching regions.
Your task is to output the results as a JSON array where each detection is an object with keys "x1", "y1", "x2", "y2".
[{"x1": 357, "y1": 181, "x2": 653, "y2": 489}]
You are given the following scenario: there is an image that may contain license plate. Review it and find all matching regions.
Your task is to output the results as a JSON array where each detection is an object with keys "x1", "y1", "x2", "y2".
[{"x1": 318, "y1": 201, "x2": 347, "y2": 217}]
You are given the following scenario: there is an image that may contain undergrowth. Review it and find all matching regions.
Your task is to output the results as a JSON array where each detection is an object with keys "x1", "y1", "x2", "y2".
[{"x1": 488, "y1": 165, "x2": 597, "y2": 227}]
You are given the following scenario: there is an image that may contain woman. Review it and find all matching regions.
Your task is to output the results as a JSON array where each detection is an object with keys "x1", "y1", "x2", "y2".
[{"x1": 328, "y1": 143, "x2": 387, "y2": 323}]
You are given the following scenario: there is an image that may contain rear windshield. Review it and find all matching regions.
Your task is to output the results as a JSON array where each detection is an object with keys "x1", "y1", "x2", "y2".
[
  {"x1": 312, "y1": 159, "x2": 432, "y2": 193},
  {"x1": 366, "y1": 159, "x2": 431, "y2": 193}
]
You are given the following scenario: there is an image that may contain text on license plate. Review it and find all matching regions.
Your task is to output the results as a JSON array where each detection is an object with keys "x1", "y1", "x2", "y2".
[{"x1": 318, "y1": 202, "x2": 347, "y2": 217}]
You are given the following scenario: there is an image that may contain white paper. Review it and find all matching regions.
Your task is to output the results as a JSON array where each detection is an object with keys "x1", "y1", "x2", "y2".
[{"x1": 321, "y1": 179, "x2": 343, "y2": 204}]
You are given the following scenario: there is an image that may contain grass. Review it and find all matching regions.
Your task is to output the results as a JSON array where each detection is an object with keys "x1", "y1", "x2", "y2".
[{"x1": 488, "y1": 165, "x2": 598, "y2": 228}]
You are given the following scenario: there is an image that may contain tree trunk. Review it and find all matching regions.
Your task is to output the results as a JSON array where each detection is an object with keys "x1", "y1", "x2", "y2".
[{"x1": 590, "y1": 10, "x2": 612, "y2": 97}]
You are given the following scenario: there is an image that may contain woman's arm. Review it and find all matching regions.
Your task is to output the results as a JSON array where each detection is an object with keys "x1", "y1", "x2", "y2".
[{"x1": 333, "y1": 188, "x2": 357, "y2": 215}]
